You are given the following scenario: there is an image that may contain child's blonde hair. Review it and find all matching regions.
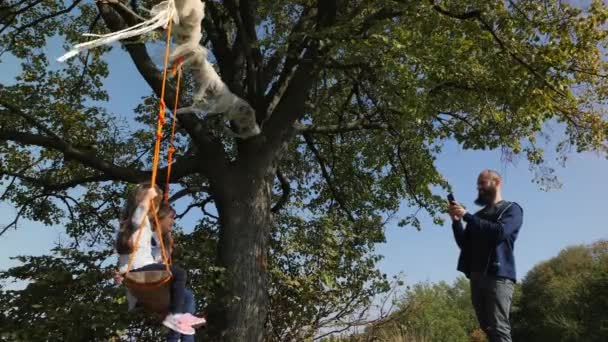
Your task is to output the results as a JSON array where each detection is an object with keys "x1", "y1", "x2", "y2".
[
  {"x1": 157, "y1": 202, "x2": 176, "y2": 253},
  {"x1": 115, "y1": 182, "x2": 162, "y2": 254}
]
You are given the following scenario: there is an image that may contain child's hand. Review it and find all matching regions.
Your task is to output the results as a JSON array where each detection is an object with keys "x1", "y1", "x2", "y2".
[
  {"x1": 113, "y1": 271, "x2": 124, "y2": 284},
  {"x1": 143, "y1": 187, "x2": 158, "y2": 201}
]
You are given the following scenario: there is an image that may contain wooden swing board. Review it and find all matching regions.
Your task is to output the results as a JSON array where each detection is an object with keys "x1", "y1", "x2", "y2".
[{"x1": 124, "y1": 270, "x2": 172, "y2": 314}]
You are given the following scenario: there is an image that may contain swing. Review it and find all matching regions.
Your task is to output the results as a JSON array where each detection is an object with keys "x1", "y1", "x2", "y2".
[
  {"x1": 121, "y1": 16, "x2": 183, "y2": 315},
  {"x1": 124, "y1": 269, "x2": 172, "y2": 314},
  {"x1": 122, "y1": 206, "x2": 173, "y2": 315},
  {"x1": 57, "y1": 0, "x2": 259, "y2": 315}
]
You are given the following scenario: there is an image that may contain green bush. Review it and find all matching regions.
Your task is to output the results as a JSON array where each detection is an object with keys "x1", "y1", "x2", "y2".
[
  {"x1": 512, "y1": 240, "x2": 608, "y2": 342},
  {"x1": 331, "y1": 277, "x2": 480, "y2": 342}
]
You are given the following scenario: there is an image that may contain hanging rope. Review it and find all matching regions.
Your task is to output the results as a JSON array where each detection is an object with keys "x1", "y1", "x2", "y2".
[
  {"x1": 124, "y1": 16, "x2": 178, "y2": 280},
  {"x1": 54, "y1": 0, "x2": 192, "y2": 292},
  {"x1": 150, "y1": 13, "x2": 174, "y2": 189},
  {"x1": 164, "y1": 56, "x2": 183, "y2": 203}
]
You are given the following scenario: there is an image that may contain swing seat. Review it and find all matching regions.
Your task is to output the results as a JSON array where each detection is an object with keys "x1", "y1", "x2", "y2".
[{"x1": 124, "y1": 270, "x2": 172, "y2": 315}]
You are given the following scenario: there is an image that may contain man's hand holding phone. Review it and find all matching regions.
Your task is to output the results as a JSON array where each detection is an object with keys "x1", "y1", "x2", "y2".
[{"x1": 447, "y1": 193, "x2": 466, "y2": 221}]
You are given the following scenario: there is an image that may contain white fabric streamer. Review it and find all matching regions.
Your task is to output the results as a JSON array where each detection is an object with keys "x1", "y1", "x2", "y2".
[
  {"x1": 58, "y1": 0, "x2": 260, "y2": 138},
  {"x1": 58, "y1": 1, "x2": 176, "y2": 62}
]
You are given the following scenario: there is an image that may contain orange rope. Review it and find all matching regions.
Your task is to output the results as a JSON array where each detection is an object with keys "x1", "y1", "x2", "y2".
[
  {"x1": 150, "y1": 16, "x2": 174, "y2": 188},
  {"x1": 164, "y1": 56, "x2": 183, "y2": 203},
  {"x1": 150, "y1": 200, "x2": 171, "y2": 271},
  {"x1": 125, "y1": 16, "x2": 177, "y2": 277}
]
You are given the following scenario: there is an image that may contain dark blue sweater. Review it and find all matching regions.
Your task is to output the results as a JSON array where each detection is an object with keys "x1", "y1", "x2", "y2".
[{"x1": 452, "y1": 201, "x2": 523, "y2": 282}]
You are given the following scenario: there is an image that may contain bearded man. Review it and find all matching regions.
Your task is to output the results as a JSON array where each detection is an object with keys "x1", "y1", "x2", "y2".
[{"x1": 448, "y1": 170, "x2": 523, "y2": 342}]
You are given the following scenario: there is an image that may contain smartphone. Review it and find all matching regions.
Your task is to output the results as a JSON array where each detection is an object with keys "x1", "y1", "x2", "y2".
[{"x1": 447, "y1": 193, "x2": 455, "y2": 204}]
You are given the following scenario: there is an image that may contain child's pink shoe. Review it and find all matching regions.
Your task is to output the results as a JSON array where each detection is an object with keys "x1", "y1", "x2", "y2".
[
  {"x1": 163, "y1": 314, "x2": 195, "y2": 335},
  {"x1": 181, "y1": 313, "x2": 206, "y2": 328}
]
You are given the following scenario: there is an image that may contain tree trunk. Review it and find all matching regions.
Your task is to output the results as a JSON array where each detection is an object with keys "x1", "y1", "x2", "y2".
[{"x1": 207, "y1": 165, "x2": 274, "y2": 341}]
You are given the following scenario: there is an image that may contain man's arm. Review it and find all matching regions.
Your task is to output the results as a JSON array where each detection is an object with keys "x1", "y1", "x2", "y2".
[
  {"x1": 463, "y1": 203, "x2": 523, "y2": 243},
  {"x1": 451, "y1": 220, "x2": 468, "y2": 249}
]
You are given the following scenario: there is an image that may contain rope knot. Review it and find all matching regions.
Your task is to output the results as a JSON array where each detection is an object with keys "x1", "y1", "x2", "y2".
[
  {"x1": 159, "y1": 100, "x2": 167, "y2": 125},
  {"x1": 171, "y1": 56, "x2": 184, "y2": 76}
]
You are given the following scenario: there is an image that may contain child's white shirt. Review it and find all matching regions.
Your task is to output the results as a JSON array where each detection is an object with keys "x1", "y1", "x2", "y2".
[
  {"x1": 117, "y1": 204, "x2": 156, "y2": 274},
  {"x1": 151, "y1": 233, "x2": 165, "y2": 263},
  {"x1": 116, "y1": 202, "x2": 158, "y2": 311}
]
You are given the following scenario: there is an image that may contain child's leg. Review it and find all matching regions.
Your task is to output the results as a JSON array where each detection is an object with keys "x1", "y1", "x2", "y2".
[
  {"x1": 168, "y1": 264, "x2": 187, "y2": 314},
  {"x1": 181, "y1": 289, "x2": 197, "y2": 342},
  {"x1": 166, "y1": 288, "x2": 196, "y2": 341},
  {"x1": 162, "y1": 265, "x2": 195, "y2": 335},
  {"x1": 166, "y1": 329, "x2": 180, "y2": 342},
  {"x1": 184, "y1": 288, "x2": 196, "y2": 314}
]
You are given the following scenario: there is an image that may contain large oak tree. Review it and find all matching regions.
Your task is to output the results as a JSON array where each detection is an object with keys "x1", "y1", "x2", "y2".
[{"x1": 1, "y1": 0, "x2": 607, "y2": 340}]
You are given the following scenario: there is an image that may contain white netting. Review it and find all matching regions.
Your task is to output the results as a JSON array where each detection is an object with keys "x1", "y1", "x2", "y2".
[{"x1": 58, "y1": 0, "x2": 260, "y2": 138}]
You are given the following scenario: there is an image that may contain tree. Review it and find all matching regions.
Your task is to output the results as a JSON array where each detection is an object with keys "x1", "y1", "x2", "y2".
[
  {"x1": 512, "y1": 240, "x2": 608, "y2": 342},
  {"x1": 1, "y1": 0, "x2": 607, "y2": 340}
]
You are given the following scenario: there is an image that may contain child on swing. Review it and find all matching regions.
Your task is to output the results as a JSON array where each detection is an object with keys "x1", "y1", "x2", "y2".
[
  {"x1": 115, "y1": 183, "x2": 204, "y2": 336},
  {"x1": 154, "y1": 203, "x2": 206, "y2": 342}
]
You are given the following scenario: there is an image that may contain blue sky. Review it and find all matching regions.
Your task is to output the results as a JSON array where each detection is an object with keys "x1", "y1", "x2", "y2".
[
  {"x1": 377, "y1": 145, "x2": 607, "y2": 284},
  {"x1": 1, "y1": 17, "x2": 607, "y2": 289}
]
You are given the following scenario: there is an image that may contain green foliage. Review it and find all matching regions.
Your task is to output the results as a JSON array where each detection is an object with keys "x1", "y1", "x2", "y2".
[
  {"x1": 0, "y1": 248, "x2": 156, "y2": 341},
  {"x1": 512, "y1": 240, "x2": 608, "y2": 342},
  {"x1": 1, "y1": 0, "x2": 608, "y2": 339},
  {"x1": 328, "y1": 277, "x2": 480, "y2": 342},
  {"x1": 268, "y1": 213, "x2": 390, "y2": 340},
  {"x1": 389, "y1": 278, "x2": 478, "y2": 342}
]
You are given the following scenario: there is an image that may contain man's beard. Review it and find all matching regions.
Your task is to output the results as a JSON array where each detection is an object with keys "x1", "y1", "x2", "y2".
[{"x1": 475, "y1": 187, "x2": 497, "y2": 206}]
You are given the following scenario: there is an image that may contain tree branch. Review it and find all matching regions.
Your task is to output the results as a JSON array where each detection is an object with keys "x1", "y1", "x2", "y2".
[
  {"x1": 436, "y1": 111, "x2": 475, "y2": 129},
  {"x1": 57, "y1": 193, "x2": 116, "y2": 246},
  {"x1": 313, "y1": 278, "x2": 403, "y2": 340},
  {"x1": 354, "y1": 7, "x2": 405, "y2": 36},
  {"x1": 429, "y1": 0, "x2": 567, "y2": 97},
  {"x1": 428, "y1": 0, "x2": 481, "y2": 20},
  {"x1": 1, "y1": 0, "x2": 83, "y2": 36},
  {"x1": 0, "y1": 0, "x2": 45, "y2": 34},
  {"x1": 175, "y1": 196, "x2": 216, "y2": 219},
  {"x1": 261, "y1": 4, "x2": 314, "y2": 89},
  {"x1": 223, "y1": 0, "x2": 263, "y2": 104},
  {"x1": 0, "y1": 97, "x2": 62, "y2": 141},
  {"x1": 294, "y1": 121, "x2": 389, "y2": 134},
  {"x1": 303, "y1": 133, "x2": 355, "y2": 222},
  {"x1": 0, "y1": 129, "x2": 198, "y2": 184},
  {"x1": 0, "y1": 193, "x2": 48, "y2": 237},
  {"x1": 200, "y1": 198, "x2": 218, "y2": 220},
  {"x1": 261, "y1": 6, "x2": 314, "y2": 122},
  {"x1": 0, "y1": 170, "x2": 112, "y2": 191},
  {"x1": 66, "y1": 14, "x2": 102, "y2": 101},
  {"x1": 168, "y1": 185, "x2": 211, "y2": 202},
  {"x1": 204, "y1": 1, "x2": 234, "y2": 79},
  {"x1": 98, "y1": 2, "x2": 231, "y2": 181},
  {"x1": 0, "y1": 176, "x2": 18, "y2": 200},
  {"x1": 271, "y1": 168, "x2": 290, "y2": 213},
  {"x1": 175, "y1": 199, "x2": 202, "y2": 219},
  {"x1": 259, "y1": 0, "x2": 340, "y2": 164},
  {"x1": 0, "y1": 156, "x2": 44, "y2": 200}
]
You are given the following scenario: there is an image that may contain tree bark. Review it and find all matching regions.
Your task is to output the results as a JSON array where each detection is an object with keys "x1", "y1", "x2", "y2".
[{"x1": 207, "y1": 164, "x2": 274, "y2": 341}]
